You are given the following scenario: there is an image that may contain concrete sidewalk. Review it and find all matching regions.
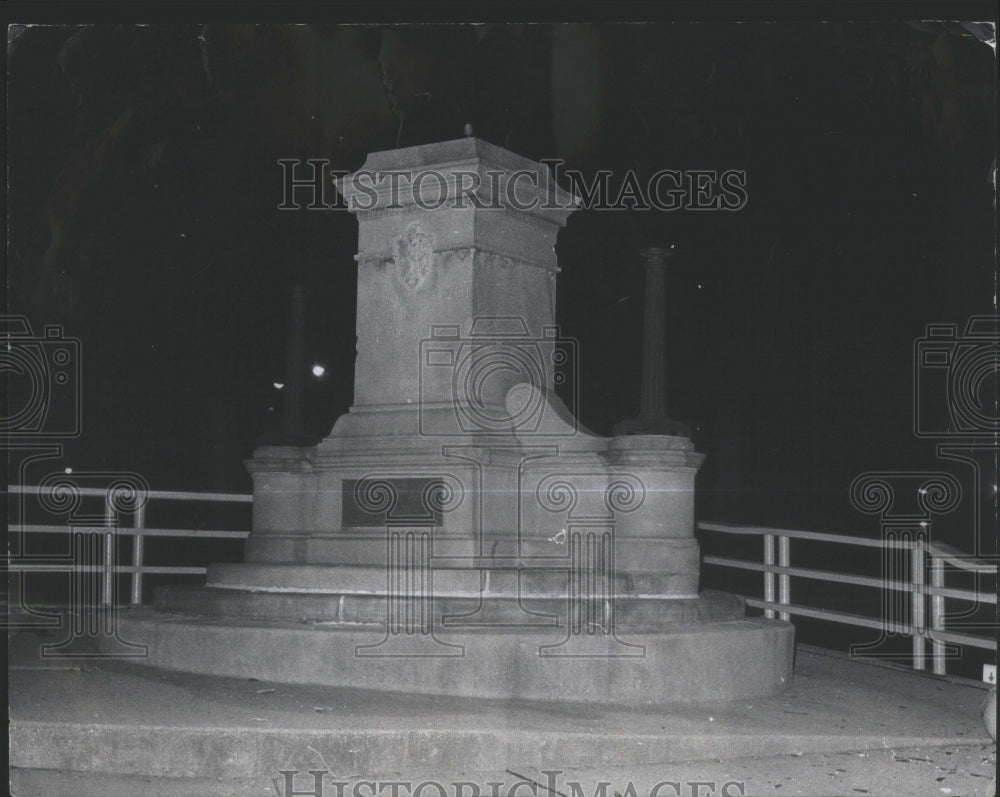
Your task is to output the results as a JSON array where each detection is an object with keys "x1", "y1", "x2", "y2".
[{"x1": 8, "y1": 632, "x2": 996, "y2": 796}]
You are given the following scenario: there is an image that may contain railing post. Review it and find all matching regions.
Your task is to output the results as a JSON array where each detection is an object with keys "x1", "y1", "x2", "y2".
[
  {"x1": 778, "y1": 535, "x2": 791, "y2": 622},
  {"x1": 763, "y1": 534, "x2": 776, "y2": 619},
  {"x1": 930, "y1": 553, "x2": 946, "y2": 675},
  {"x1": 103, "y1": 499, "x2": 115, "y2": 607},
  {"x1": 131, "y1": 503, "x2": 145, "y2": 605},
  {"x1": 911, "y1": 539, "x2": 926, "y2": 671}
]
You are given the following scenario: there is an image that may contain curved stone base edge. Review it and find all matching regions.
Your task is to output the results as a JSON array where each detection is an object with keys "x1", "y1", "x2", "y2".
[{"x1": 112, "y1": 609, "x2": 794, "y2": 704}]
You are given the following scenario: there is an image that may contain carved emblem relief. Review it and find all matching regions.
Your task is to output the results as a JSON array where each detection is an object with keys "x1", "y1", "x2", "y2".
[{"x1": 394, "y1": 223, "x2": 436, "y2": 289}]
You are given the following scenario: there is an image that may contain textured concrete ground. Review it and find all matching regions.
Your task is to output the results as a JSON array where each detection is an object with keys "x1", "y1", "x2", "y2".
[{"x1": 8, "y1": 631, "x2": 996, "y2": 797}]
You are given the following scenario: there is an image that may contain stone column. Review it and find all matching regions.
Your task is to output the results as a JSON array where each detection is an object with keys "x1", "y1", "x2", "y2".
[
  {"x1": 614, "y1": 246, "x2": 689, "y2": 437},
  {"x1": 638, "y1": 247, "x2": 669, "y2": 419},
  {"x1": 608, "y1": 247, "x2": 701, "y2": 598},
  {"x1": 280, "y1": 285, "x2": 307, "y2": 438},
  {"x1": 258, "y1": 284, "x2": 316, "y2": 447}
]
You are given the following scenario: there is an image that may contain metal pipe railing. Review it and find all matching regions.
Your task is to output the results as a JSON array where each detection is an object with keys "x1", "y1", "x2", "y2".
[
  {"x1": 6, "y1": 485, "x2": 252, "y2": 607},
  {"x1": 7, "y1": 484, "x2": 996, "y2": 679},
  {"x1": 102, "y1": 499, "x2": 115, "y2": 608},
  {"x1": 778, "y1": 534, "x2": 790, "y2": 623},
  {"x1": 130, "y1": 502, "x2": 146, "y2": 606},
  {"x1": 763, "y1": 534, "x2": 775, "y2": 619},
  {"x1": 8, "y1": 485, "x2": 252, "y2": 502},
  {"x1": 701, "y1": 556, "x2": 995, "y2": 602},
  {"x1": 911, "y1": 540, "x2": 925, "y2": 671},
  {"x1": 699, "y1": 520, "x2": 997, "y2": 676},
  {"x1": 930, "y1": 554, "x2": 947, "y2": 675}
]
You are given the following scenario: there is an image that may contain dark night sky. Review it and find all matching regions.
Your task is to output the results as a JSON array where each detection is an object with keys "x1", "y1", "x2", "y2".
[{"x1": 6, "y1": 20, "x2": 997, "y2": 548}]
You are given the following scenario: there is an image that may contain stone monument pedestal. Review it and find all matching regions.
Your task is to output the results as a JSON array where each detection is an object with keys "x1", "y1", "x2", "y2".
[{"x1": 117, "y1": 137, "x2": 794, "y2": 704}]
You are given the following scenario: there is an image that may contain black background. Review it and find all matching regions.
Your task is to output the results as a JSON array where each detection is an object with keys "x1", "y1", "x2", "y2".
[{"x1": 5, "y1": 10, "x2": 997, "y2": 640}]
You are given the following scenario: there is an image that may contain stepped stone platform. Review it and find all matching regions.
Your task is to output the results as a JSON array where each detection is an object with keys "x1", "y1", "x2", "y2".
[
  {"x1": 9, "y1": 636, "x2": 995, "y2": 797},
  {"x1": 112, "y1": 586, "x2": 793, "y2": 704},
  {"x1": 155, "y1": 565, "x2": 746, "y2": 627}
]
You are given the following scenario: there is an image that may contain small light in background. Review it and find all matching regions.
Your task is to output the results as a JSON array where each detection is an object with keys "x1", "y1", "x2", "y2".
[
  {"x1": 273, "y1": 382, "x2": 284, "y2": 390},
  {"x1": 312, "y1": 364, "x2": 325, "y2": 377},
  {"x1": 64, "y1": 467, "x2": 73, "y2": 474}
]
